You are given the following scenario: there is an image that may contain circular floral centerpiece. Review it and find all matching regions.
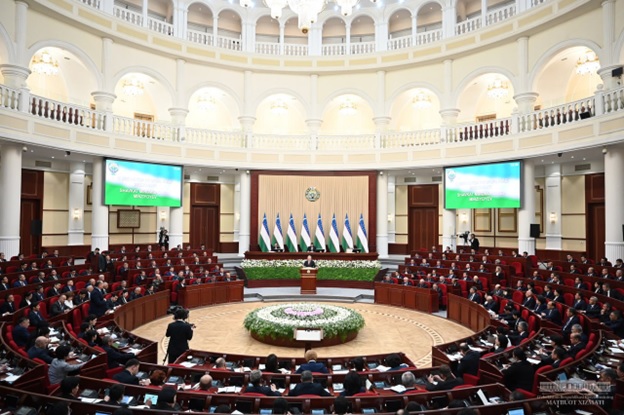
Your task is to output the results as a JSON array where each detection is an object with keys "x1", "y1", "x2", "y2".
[{"x1": 244, "y1": 303, "x2": 365, "y2": 347}]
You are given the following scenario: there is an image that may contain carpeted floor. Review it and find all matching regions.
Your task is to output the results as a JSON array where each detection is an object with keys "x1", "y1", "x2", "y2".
[{"x1": 132, "y1": 302, "x2": 474, "y2": 367}]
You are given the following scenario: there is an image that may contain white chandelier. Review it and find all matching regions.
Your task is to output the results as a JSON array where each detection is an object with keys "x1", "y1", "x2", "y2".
[
  {"x1": 31, "y1": 50, "x2": 59, "y2": 76},
  {"x1": 121, "y1": 78, "x2": 145, "y2": 96},
  {"x1": 412, "y1": 92, "x2": 432, "y2": 109},
  {"x1": 248, "y1": 0, "x2": 359, "y2": 33},
  {"x1": 487, "y1": 79, "x2": 509, "y2": 99},
  {"x1": 197, "y1": 94, "x2": 217, "y2": 111},
  {"x1": 576, "y1": 50, "x2": 600, "y2": 75},
  {"x1": 270, "y1": 99, "x2": 289, "y2": 114},
  {"x1": 339, "y1": 98, "x2": 357, "y2": 115}
]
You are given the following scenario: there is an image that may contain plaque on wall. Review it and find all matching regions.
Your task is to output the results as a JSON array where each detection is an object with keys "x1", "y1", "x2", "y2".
[{"x1": 117, "y1": 209, "x2": 141, "y2": 228}]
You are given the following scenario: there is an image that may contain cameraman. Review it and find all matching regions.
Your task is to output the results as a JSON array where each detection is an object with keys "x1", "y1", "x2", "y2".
[
  {"x1": 158, "y1": 227, "x2": 169, "y2": 250},
  {"x1": 165, "y1": 308, "x2": 194, "y2": 364}
]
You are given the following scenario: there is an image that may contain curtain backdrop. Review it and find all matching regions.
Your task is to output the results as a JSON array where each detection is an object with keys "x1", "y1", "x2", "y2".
[{"x1": 258, "y1": 174, "x2": 369, "y2": 245}]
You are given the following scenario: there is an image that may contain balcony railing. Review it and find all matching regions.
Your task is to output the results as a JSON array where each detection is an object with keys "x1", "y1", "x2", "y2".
[
  {"x1": 4, "y1": 86, "x2": 623, "y2": 152},
  {"x1": 75, "y1": 0, "x2": 553, "y2": 57}
]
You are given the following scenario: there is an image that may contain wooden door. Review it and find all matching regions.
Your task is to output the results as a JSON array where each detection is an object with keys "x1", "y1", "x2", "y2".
[
  {"x1": 585, "y1": 173, "x2": 605, "y2": 261},
  {"x1": 407, "y1": 185, "x2": 439, "y2": 252},
  {"x1": 190, "y1": 183, "x2": 220, "y2": 250}
]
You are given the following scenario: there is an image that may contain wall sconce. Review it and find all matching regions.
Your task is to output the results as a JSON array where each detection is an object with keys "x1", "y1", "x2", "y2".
[
  {"x1": 387, "y1": 214, "x2": 393, "y2": 222},
  {"x1": 460, "y1": 213, "x2": 468, "y2": 224},
  {"x1": 549, "y1": 212, "x2": 557, "y2": 223},
  {"x1": 235, "y1": 212, "x2": 241, "y2": 221},
  {"x1": 72, "y1": 208, "x2": 81, "y2": 220},
  {"x1": 160, "y1": 210, "x2": 167, "y2": 222}
]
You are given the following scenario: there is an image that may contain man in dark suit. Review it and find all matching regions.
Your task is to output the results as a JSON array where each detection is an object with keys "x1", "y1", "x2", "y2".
[
  {"x1": 604, "y1": 310, "x2": 624, "y2": 337},
  {"x1": 166, "y1": 308, "x2": 194, "y2": 363},
  {"x1": 522, "y1": 290, "x2": 536, "y2": 309},
  {"x1": 425, "y1": 365, "x2": 463, "y2": 391},
  {"x1": 0, "y1": 276, "x2": 10, "y2": 291},
  {"x1": 303, "y1": 255, "x2": 316, "y2": 268},
  {"x1": 47, "y1": 282, "x2": 62, "y2": 298},
  {"x1": 113, "y1": 359, "x2": 148, "y2": 385},
  {"x1": 0, "y1": 293, "x2": 16, "y2": 315},
  {"x1": 502, "y1": 349, "x2": 535, "y2": 392},
  {"x1": 456, "y1": 343, "x2": 480, "y2": 378},
  {"x1": 102, "y1": 335, "x2": 136, "y2": 369},
  {"x1": 542, "y1": 301, "x2": 562, "y2": 325},
  {"x1": 28, "y1": 336, "x2": 54, "y2": 364},
  {"x1": 560, "y1": 308, "x2": 579, "y2": 336},
  {"x1": 567, "y1": 333, "x2": 587, "y2": 359},
  {"x1": 533, "y1": 296, "x2": 547, "y2": 315},
  {"x1": 584, "y1": 296, "x2": 601, "y2": 319},
  {"x1": 469, "y1": 234, "x2": 480, "y2": 252},
  {"x1": 289, "y1": 371, "x2": 331, "y2": 396},
  {"x1": 89, "y1": 281, "x2": 108, "y2": 317},
  {"x1": 572, "y1": 293, "x2": 587, "y2": 311},
  {"x1": 296, "y1": 350, "x2": 328, "y2": 373},
  {"x1": 28, "y1": 302, "x2": 47, "y2": 328},
  {"x1": 468, "y1": 287, "x2": 481, "y2": 303},
  {"x1": 50, "y1": 295, "x2": 70, "y2": 317},
  {"x1": 483, "y1": 295, "x2": 499, "y2": 312},
  {"x1": 246, "y1": 370, "x2": 281, "y2": 396},
  {"x1": 33, "y1": 285, "x2": 45, "y2": 303},
  {"x1": 12, "y1": 317, "x2": 31, "y2": 347}
]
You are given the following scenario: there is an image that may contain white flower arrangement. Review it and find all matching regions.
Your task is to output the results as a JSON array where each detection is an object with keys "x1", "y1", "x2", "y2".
[
  {"x1": 243, "y1": 303, "x2": 365, "y2": 341},
  {"x1": 241, "y1": 259, "x2": 381, "y2": 269}
]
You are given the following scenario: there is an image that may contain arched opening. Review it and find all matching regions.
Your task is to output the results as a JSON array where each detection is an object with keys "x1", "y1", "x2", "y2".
[
  {"x1": 255, "y1": 15, "x2": 280, "y2": 54},
  {"x1": 533, "y1": 46, "x2": 602, "y2": 108},
  {"x1": 187, "y1": 87, "x2": 240, "y2": 131},
  {"x1": 187, "y1": 2, "x2": 213, "y2": 44},
  {"x1": 114, "y1": 0, "x2": 174, "y2": 34},
  {"x1": 350, "y1": 15, "x2": 375, "y2": 54},
  {"x1": 388, "y1": 9, "x2": 412, "y2": 48},
  {"x1": 320, "y1": 94, "x2": 375, "y2": 135},
  {"x1": 112, "y1": 72, "x2": 172, "y2": 124},
  {"x1": 322, "y1": 17, "x2": 347, "y2": 55},
  {"x1": 253, "y1": 93, "x2": 306, "y2": 135},
  {"x1": 417, "y1": 2, "x2": 443, "y2": 32},
  {"x1": 389, "y1": 88, "x2": 442, "y2": 131},
  {"x1": 217, "y1": 9, "x2": 242, "y2": 50},
  {"x1": 27, "y1": 47, "x2": 98, "y2": 106},
  {"x1": 456, "y1": 73, "x2": 515, "y2": 123},
  {"x1": 284, "y1": 17, "x2": 308, "y2": 55}
]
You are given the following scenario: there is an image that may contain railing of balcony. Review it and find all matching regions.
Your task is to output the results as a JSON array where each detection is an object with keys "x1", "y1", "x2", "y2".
[
  {"x1": 252, "y1": 134, "x2": 311, "y2": 150},
  {"x1": 350, "y1": 41, "x2": 376, "y2": 55},
  {"x1": 322, "y1": 43, "x2": 347, "y2": 56},
  {"x1": 518, "y1": 97, "x2": 595, "y2": 133},
  {"x1": 79, "y1": 0, "x2": 100, "y2": 8},
  {"x1": 603, "y1": 86, "x2": 624, "y2": 114},
  {"x1": 416, "y1": 30, "x2": 443, "y2": 45},
  {"x1": 0, "y1": 85, "x2": 20, "y2": 111},
  {"x1": 388, "y1": 35, "x2": 412, "y2": 51},
  {"x1": 216, "y1": 36, "x2": 242, "y2": 51},
  {"x1": 381, "y1": 130, "x2": 441, "y2": 148},
  {"x1": 112, "y1": 115, "x2": 179, "y2": 141},
  {"x1": 486, "y1": 4, "x2": 516, "y2": 26},
  {"x1": 317, "y1": 134, "x2": 376, "y2": 150},
  {"x1": 30, "y1": 95, "x2": 106, "y2": 130},
  {"x1": 448, "y1": 118, "x2": 512, "y2": 142},
  {"x1": 113, "y1": 6, "x2": 143, "y2": 26},
  {"x1": 185, "y1": 128, "x2": 245, "y2": 148},
  {"x1": 255, "y1": 42, "x2": 280, "y2": 55},
  {"x1": 455, "y1": 16, "x2": 481, "y2": 35},
  {"x1": 283, "y1": 43, "x2": 309, "y2": 56},
  {"x1": 188, "y1": 29, "x2": 214, "y2": 46},
  {"x1": 148, "y1": 17, "x2": 174, "y2": 36}
]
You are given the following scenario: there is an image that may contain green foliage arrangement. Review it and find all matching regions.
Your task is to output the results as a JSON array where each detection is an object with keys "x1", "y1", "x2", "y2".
[
  {"x1": 243, "y1": 303, "x2": 365, "y2": 341},
  {"x1": 241, "y1": 259, "x2": 380, "y2": 281}
]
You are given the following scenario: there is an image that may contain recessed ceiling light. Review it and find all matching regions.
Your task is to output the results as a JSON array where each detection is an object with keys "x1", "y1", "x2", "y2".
[
  {"x1": 571, "y1": 156, "x2": 574, "y2": 159},
  {"x1": 51, "y1": 156, "x2": 55, "y2": 159}
]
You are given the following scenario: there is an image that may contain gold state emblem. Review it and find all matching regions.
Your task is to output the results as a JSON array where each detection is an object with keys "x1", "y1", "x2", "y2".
[{"x1": 305, "y1": 187, "x2": 320, "y2": 202}]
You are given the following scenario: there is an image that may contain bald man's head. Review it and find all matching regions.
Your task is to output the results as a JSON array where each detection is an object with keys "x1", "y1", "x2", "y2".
[{"x1": 199, "y1": 374, "x2": 213, "y2": 390}]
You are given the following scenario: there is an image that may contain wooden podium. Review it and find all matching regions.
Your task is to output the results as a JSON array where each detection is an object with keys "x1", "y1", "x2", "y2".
[{"x1": 300, "y1": 267, "x2": 317, "y2": 294}]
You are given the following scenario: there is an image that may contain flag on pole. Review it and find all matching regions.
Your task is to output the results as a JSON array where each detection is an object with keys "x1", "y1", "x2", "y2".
[
  {"x1": 286, "y1": 214, "x2": 298, "y2": 252},
  {"x1": 328, "y1": 214, "x2": 340, "y2": 253},
  {"x1": 271, "y1": 213, "x2": 284, "y2": 250},
  {"x1": 356, "y1": 213, "x2": 369, "y2": 253},
  {"x1": 259, "y1": 213, "x2": 271, "y2": 252},
  {"x1": 341, "y1": 213, "x2": 354, "y2": 252},
  {"x1": 314, "y1": 213, "x2": 326, "y2": 251},
  {"x1": 300, "y1": 213, "x2": 311, "y2": 251}
]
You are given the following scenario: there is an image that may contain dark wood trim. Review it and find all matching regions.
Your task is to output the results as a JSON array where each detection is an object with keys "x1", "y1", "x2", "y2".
[
  {"x1": 250, "y1": 170, "x2": 377, "y2": 253},
  {"x1": 388, "y1": 243, "x2": 409, "y2": 255},
  {"x1": 218, "y1": 242, "x2": 238, "y2": 253}
]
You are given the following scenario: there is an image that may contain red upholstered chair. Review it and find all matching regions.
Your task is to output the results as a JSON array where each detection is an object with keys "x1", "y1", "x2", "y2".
[
  {"x1": 72, "y1": 308, "x2": 83, "y2": 329},
  {"x1": 75, "y1": 281, "x2": 86, "y2": 290},
  {"x1": 106, "y1": 366, "x2": 124, "y2": 378},
  {"x1": 81, "y1": 303, "x2": 90, "y2": 318},
  {"x1": 171, "y1": 280, "x2": 179, "y2": 304},
  {"x1": 510, "y1": 262, "x2": 523, "y2": 275},
  {"x1": 512, "y1": 290, "x2": 524, "y2": 304},
  {"x1": 462, "y1": 372, "x2": 480, "y2": 386},
  {"x1": 33, "y1": 357, "x2": 60, "y2": 393},
  {"x1": 575, "y1": 349, "x2": 587, "y2": 360},
  {"x1": 38, "y1": 301, "x2": 49, "y2": 319},
  {"x1": 521, "y1": 309, "x2": 529, "y2": 321},
  {"x1": 560, "y1": 357, "x2": 573, "y2": 367},
  {"x1": 563, "y1": 293, "x2": 574, "y2": 307}
]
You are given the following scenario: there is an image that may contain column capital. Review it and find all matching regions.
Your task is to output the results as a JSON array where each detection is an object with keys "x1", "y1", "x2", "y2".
[
  {"x1": 597, "y1": 65, "x2": 622, "y2": 90},
  {"x1": 238, "y1": 116, "x2": 256, "y2": 132},
  {"x1": 305, "y1": 118, "x2": 323, "y2": 128},
  {"x1": 91, "y1": 91, "x2": 117, "y2": 111},
  {"x1": 439, "y1": 108, "x2": 460, "y2": 125},
  {"x1": 0, "y1": 64, "x2": 31, "y2": 89},
  {"x1": 513, "y1": 92, "x2": 539, "y2": 113},
  {"x1": 373, "y1": 116, "x2": 391, "y2": 128}
]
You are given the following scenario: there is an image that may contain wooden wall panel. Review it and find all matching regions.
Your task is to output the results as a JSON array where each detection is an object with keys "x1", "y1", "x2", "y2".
[
  {"x1": 408, "y1": 185, "x2": 439, "y2": 251},
  {"x1": 190, "y1": 184, "x2": 220, "y2": 250},
  {"x1": 585, "y1": 173, "x2": 605, "y2": 261}
]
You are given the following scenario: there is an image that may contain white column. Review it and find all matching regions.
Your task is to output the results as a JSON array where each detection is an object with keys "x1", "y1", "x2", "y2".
[
  {"x1": 345, "y1": 23, "x2": 351, "y2": 55},
  {"x1": 604, "y1": 145, "x2": 624, "y2": 262},
  {"x1": 90, "y1": 158, "x2": 109, "y2": 251},
  {"x1": 68, "y1": 162, "x2": 86, "y2": 246},
  {"x1": 0, "y1": 144, "x2": 22, "y2": 257},
  {"x1": 174, "y1": 5, "x2": 188, "y2": 38},
  {"x1": 91, "y1": 91, "x2": 116, "y2": 131},
  {"x1": 308, "y1": 25, "x2": 322, "y2": 56},
  {"x1": 15, "y1": 0, "x2": 28, "y2": 65},
  {"x1": 279, "y1": 22, "x2": 285, "y2": 55},
  {"x1": 243, "y1": 20, "x2": 255, "y2": 53},
  {"x1": 481, "y1": 0, "x2": 488, "y2": 27},
  {"x1": 601, "y1": 0, "x2": 615, "y2": 66},
  {"x1": 387, "y1": 175, "x2": 396, "y2": 243},
  {"x1": 238, "y1": 171, "x2": 251, "y2": 256},
  {"x1": 101, "y1": 0, "x2": 113, "y2": 14},
  {"x1": 411, "y1": 14, "x2": 417, "y2": 46},
  {"x1": 375, "y1": 21, "x2": 388, "y2": 52},
  {"x1": 169, "y1": 206, "x2": 184, "y2": 249},
  {"x1": 518, "y1": 159, "x2": 536, "y2": 255},
  {"x1": 212, "y1": 16, "x2": 219, "y2": 46},
  {"x1": 233, "y1": 174, "x2": 241, "y2": 241},
  {"x1": 442, "y1": 6, "x2": 457, "y2": 38},
  {"x1": 377, "y1": 172, "x2": 388, "y2": 258},
  {"x1": 157, "y1": 207, "x2": 170, "y2": 240},
  {"x1": 544, "y1": 164, "x2": 562, "y2": 250},
  {"x1": 101, "y1": 38, "x2": 114, "y2": 91},
  {"x1": 442, "y1": 209, "x2": 457, "y2": 252},
  {"x1": 141, "y1": 0, "x2": 148, "y2": 27}
]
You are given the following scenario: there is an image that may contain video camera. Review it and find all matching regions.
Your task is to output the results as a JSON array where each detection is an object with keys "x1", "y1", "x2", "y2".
[{"x1": 457, "y1": 231, "x2": 470, "y2": 244}]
